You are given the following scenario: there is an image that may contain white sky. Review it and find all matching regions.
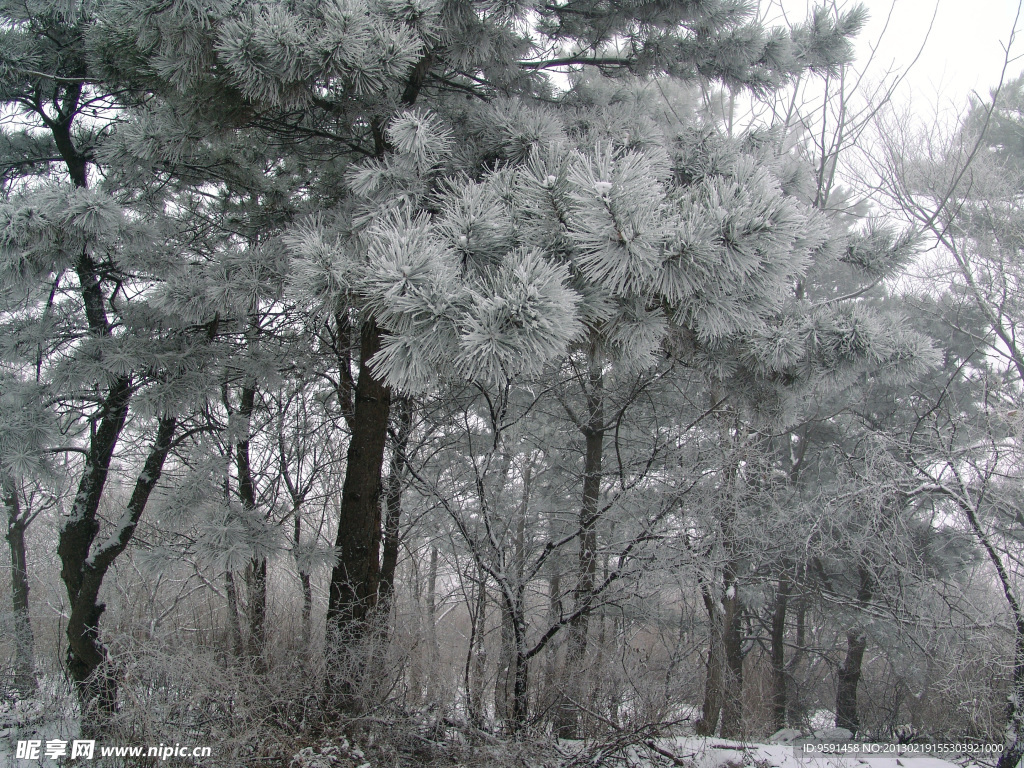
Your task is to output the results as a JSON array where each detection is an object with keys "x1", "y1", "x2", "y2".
[{"x1": 769, "y1": 0, "x2": 1024, "y2": 112}]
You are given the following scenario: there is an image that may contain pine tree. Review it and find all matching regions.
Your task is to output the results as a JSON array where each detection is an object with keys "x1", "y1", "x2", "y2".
[
  {"x1": 0, "y1": 0, "x2": 227, "y2": 722},
  {"x1": 92, "y1": 0, "x2": 872, "y2": 658}
]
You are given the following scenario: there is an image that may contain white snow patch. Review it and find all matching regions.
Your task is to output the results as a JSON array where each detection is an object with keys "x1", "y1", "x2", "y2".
[{"x1": 646, "y1": 737, "x2": 980, "y2": 768}]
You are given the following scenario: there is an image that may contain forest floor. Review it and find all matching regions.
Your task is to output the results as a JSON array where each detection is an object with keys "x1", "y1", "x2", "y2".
[{"x1": 0, "y1": 689, "x2": 1003, "y2": 768}]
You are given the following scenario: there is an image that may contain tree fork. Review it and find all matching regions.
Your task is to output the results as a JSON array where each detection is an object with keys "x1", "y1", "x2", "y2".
[{"x1": 64, "y1": 416, "x2": 176, "y2": 724}]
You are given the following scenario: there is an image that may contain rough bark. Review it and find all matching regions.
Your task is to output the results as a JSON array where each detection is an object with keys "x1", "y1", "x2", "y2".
[
  {"x1": 696, "y1": 586, "x2": 724, "y2": 737},
  {"x1": 719, "y1": 571, "x2": 744, "y2": 739},
  {"x1": 786, "y1": 565, "x2": 809, "y2": 724},
  {"x1": 496, "y1": 461, "x2": 531, "y2": 724},
  {"x1": 4, "y1": 478, "x2": 36, "y2": 695},
  {"x1": 235, "y1": 383, "x2": 267, "y2": 665},
  {"x1": 835, "y1": 565, "x2": 873, "y2": 736},
  {"x1": 379, "y1": 395, "x2": 413, "y2": 618},
  {"x1": 770, "y1": 569, "x2": 791, "y2": 730},
  {"x1": 64, "y1": 417, "x2": 176, "y2": 724},
  {"x1": 323, "y1": 52, "x2": 429, "y2": 664},
  {"x1": 557, "y1": 343, "x2": 604, "y2": 738},
  {"x1": 245, "y1": 556, "x2": 267, "y2": 665},
  {"x1": 509, "y1": 599, "x2": 530, "y2": 730},
  {"x1": 327, "y1": 320, "x2": 392, "y2": 639}
]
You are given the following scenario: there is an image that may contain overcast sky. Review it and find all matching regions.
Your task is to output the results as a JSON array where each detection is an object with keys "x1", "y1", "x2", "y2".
[{"x1": 769, "y1": 0, "x2": 1024, "y2": 112}]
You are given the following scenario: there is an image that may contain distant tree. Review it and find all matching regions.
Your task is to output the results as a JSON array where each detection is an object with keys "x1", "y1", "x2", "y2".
[{"x1": 875, "y1": 68, "x2": 1024, "y2": 766}]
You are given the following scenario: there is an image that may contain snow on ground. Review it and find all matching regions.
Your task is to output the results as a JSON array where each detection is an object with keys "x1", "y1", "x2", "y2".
[
  {"x1": 652, "y1": 737, "x2": 996, "y2": 768},
  {"x1": 0, "y1": 683, "x2": 78, "y2": 768},
  {"x1": 0, "y1": 691, "x2": 1004, "y2": 768}
]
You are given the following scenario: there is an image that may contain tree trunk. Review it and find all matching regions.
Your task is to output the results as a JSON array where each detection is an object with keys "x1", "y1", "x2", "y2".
[
  {"x1": 233, "y1": 382, "x2": 267, "y2": 666},
  {"x1": 510, "y1": 597, "x2": 530, "y2": 730},
  {"x1": 425, "y1": 544, "x2": 439, "y2": 700},
  {"x1": 327, "y1": 320, "x2": 392, "y2": 642},
  {"x1": 786, "y1": 564, "x2": 808, "y2": 724},
  {"x1": 299, "y1": 572, "x2": 313, "y2": 645},
  {"x1": 4, "y1": 478, "x2": 36, "y2": 695},
  {"x1": 835, "y1": 565, "x2": 873, "y2": 736},
  {"x1": 770, "y1": 570, "x2": 791, "y2": 730},
  {"x1": 246, "y1": 556, "x2": 267, "y2": 666},
  {"x1": 467, "y1": 572, "x2": 488, "y2": 726},
  {"x1": 290, "y1": 499, "x2": 314, "y2": 650},
  {"x1": 62, "y1": 416, "x2": 176, "y2": 727},
  {"x1": 496, "y1": 595, "x2": 514, "y2": 722},
  {"x1": 696, "y1": 586, "x2": 724, "y2": 737},
  {"x1": 719, "y1": 565, "x2": 744, "y2": 739},
  {"x1": 379, "y1": 395, "x2": 413, "y2": 620},
  {"x1": 557, "y1": 342, "x2": 603, "y2": 739},
  {"x1": 323, "y1": 49, "x2": 430, "y2": 653}
]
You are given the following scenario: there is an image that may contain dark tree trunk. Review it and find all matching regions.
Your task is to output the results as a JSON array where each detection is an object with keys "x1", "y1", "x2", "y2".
[
  {"x1": 379, "y1": 395, "x2": 413, "y2": 619},
  {"x1": 696, "y1": 586, "x2": 723, "y2": 737},
  {"x1": 327, "y1": 320, "x2": 392, "y2": 641},
  {"x1": 234, "y1": 383, "x2": 267, "y2": 666},
  {"x1": 323, "y1": 53, "x2": 428, "y2": 656},
  {"x1": 835, "y1": 629, "x2": 868, "y2": 735},
  {"x1": 426, "y1": 545, "x2": 438, "y2": 626},
  {"x1": 557, "y1": 343, "x2": 603, "y2": 739},
  {"x1": 510, "y1": 597, "x2": 530, "y2": 730},
  {"x1": 291, "y1": 502, "x2": 313, "y2": 649},
  {"x1": 63, "y1": 417, "x2": 176, "y2": 726},
  {"x1": 300, "y1": 572, "x2": 313, "y2": 644},
  {"x1": 4, "y1": 479, "x2": 35, "y2": 695},
  {"x1": 719, "y1": 566, "x2": 744, "y2": 739},
  {"x1": 770, "y1": 569, "x2": 791, "y2": 730},
  {"x1": 246, "y1": 556, "x2": 267, "y2": 665},
  {"x1": 58, "y1": 374, "x2": 131, "y2": 709},
  {"x1": 697, "y1": 560, "x2": 745, "y2": 739},
  {"x1": 786, "y1": 565, "x2": 809, "y2": 724},
  {"x1": 835, "y1": 565, "x2": 873, "y2": 736},
  {"x1": 497, "y1": 461, "x2": 531, "y2": 724}
]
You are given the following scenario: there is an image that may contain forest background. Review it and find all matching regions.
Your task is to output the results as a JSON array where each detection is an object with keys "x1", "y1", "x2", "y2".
[{"x1": 3, "y1": 0, "x2": 1024, "y2": 765}]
